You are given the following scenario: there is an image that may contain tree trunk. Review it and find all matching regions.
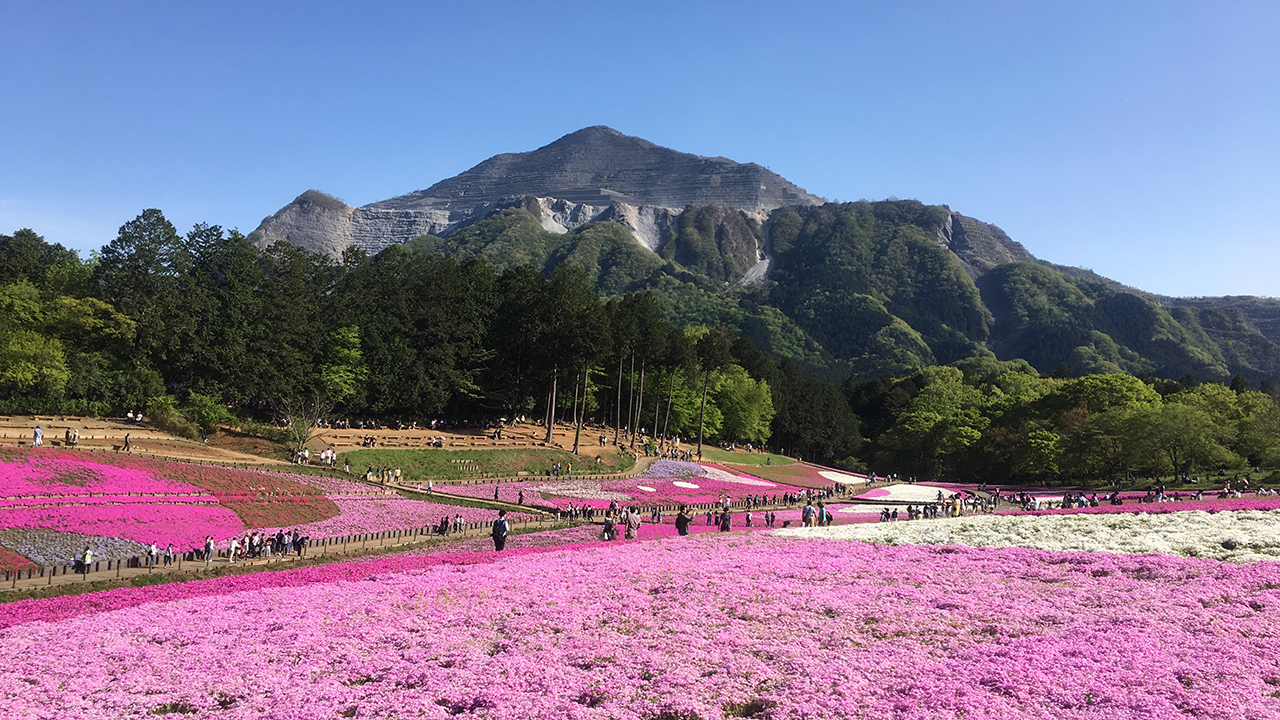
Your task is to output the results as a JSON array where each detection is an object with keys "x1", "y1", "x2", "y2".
[
  {"x1": 652, "y1": 368, "x2": 664, "y2": 450},
  {"x1": 571, "y1": 370, "x2": 582, "y2": 454},
  {"x1": 662, "y1": 370, "x2": 676, "y2": 446},
  {"x1": 544, "y1": 367, "x2": 558, "y2": 444},
  {"x1": 631, "y1": 362, "x2": 646, "y2": 450},
  {"x1": 625, "y1": 353, "x2": 635, "y2": 445},
  {"x1": 614, "y1": 356, "x2": 624, "y2": 446},
  {"x1": 573, "y1": 365, "x2": 588, "y2": 455},
  {"x1": 697, "y1": 368, "x2": 711, "y2": 459}
]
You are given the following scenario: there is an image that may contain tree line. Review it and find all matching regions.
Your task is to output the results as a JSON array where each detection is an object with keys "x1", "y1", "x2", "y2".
[
  {"x1": 0, "y1": 211, "x2": 858, "y2": 462},
  {"x1": 5, "y1": 209, "x2": 1278, "y2": 481}
]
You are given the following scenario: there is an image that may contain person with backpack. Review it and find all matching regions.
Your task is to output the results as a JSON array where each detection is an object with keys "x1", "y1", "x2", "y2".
[{"x1": 491, "y1": 510, "x2": 511, "y2": 551}]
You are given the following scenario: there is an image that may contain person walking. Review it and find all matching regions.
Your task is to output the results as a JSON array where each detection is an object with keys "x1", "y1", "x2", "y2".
[
  {"x1": 491, "y1": 510, "x2": 511, "y2": 551},
  {"x1": 204, "y1": 536, "x2": 214, "y2": 566},
  {"x1": 147, "y1": 542, "x2": 158, "y2": 569},
  {"x1": 163, "y1": 543, "x2": 174, "y2": 567},
  {"x1": 123, "y1": 433, "x2": 132, "y2": 453},
  {"x1": 81, "y1": 545, "x2": 93, "y2": 575}
]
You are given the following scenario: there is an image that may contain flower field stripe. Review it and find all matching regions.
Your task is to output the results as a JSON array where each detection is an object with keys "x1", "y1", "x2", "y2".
[
  {"x1": 780, "y1": 506, "x2": 1280, "y2": 562},
  {"x1": 0, "y1": 541, "x2": 613, "y2": 631},
  {"x1": 1001, "y1": 496, "x2": 1280, "y2": 516},
  {"x1": 1, "y1": 534, "x2": 1278, "y2": 718}
]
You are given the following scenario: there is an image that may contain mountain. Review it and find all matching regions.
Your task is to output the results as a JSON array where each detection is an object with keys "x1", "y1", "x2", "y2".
[
  {"x1": 248, "y1": 126, "x2": 824, "y2": 258},
  {"x1": 250, "y1": 127, "x2": 1280, "y2": 384}
]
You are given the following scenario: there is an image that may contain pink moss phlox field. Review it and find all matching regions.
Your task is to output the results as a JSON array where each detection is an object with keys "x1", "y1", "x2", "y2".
[
  {"x1": 258, "y1": 497, "x2": 536, "y2": 537},
  {"x1": 3, "y1": 534, "x2": 1279, "y2": 719},
  {"x1": 0, "y1": 540, "x2": 609, "y2": 631},
  {"x1": 1001, "y1": 496, "x2": 1280, "y2": 517},
  {"x1": 0, "y1": 503, "x2": 245, "y2": 550},
  {"x1": 0, "y1": 455, "x2": 206, "y2": 498},
  {"x1": 446, "y1": 462, "x2": 790, "y2": 509}
]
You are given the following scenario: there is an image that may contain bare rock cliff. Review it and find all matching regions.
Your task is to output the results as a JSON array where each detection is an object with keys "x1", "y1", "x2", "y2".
[{"x1": 249, "y1": 127, "x2": 822, "y2": 258}]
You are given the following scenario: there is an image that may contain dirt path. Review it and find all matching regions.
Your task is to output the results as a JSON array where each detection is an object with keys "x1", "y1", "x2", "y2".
[{"x1": 0, "y1": 416, "x2": 286, "y2": 466}]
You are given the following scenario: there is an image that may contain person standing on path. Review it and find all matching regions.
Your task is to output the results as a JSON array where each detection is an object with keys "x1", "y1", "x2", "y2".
[
  {"x1": 147, "y1": 542, "x2": 158, "y2": 569},
  {"x1": 123, "y1": 433, "x2": 132, "y2": 453},
  {"x1": 675, "y1": 506, "x2": 692, "y2": 536},
  {"x1": 33, "y1": 426, "x2": 42, "y2": 447},
  {"x1": 625, "y1": 507, "x2": 641, "y2": 539},
  {"x1": 204, "y1": 536, "x2": 214, "y2": 566},
  {"x1": 81, "y1": 545, "x2": 93, "y2": 574},
  {"x1": 491, "y1": 510, "x2": 510, "y2": 551},
  {"x1": 163, "y1": 543, "x2": 174, "y2": 567}
]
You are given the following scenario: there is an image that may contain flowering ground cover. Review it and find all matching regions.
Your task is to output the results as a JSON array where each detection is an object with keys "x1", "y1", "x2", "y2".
[
  {"x1": 445, "y1": 461, "x2": 790, "y2": 509},
  {"x1": 855, "y1": 483, "x2": 969, "y2": 503},
  {"x1": 0, "y1": 448, "x2": 341, "y2": 532},
  {"x1": 0, "y1": 502, "x2": 246, "y2": 553},
  {"x1": 1, "y1": 527, "x2": 150, "y2": 568},
  {"x1": 0, "y1": 545, "x2": 35, "y2": 573},
  {"x1": 1000, "y1": 496, "x2": 1280, "y2": 517},
  {"x1": 3, "y1": 533, "x2": 1278, "y2": 719},
  {"x1": 780, "y1": 506, "x2": 1280, "y2": 563},
  {"x1": 257, "y1": 497, "x2": 537, "y2": 538},
  {"x1": 727, "y1": 461, "x2": 847, "y2": 488}
]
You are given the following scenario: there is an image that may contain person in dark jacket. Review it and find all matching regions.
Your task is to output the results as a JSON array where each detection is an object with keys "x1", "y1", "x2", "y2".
[
  {"x1": 491, "y1": 510, "x2": 510, "y2": 551},
  {"x1": 675, "y1": 506, "x2": 692, "y2": 536}
]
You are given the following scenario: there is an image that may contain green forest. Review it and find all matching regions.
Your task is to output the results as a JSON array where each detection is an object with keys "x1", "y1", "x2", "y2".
[{"x1": 4, "y1": 204, "x2": 1280, "y2": 484}]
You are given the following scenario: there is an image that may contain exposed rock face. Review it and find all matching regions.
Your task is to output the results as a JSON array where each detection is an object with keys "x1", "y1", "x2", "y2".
[
  {"x1": 935, "y1": 212, "x2": 1035, "y2": 278},
  {"x1": 249, "y1": 126, "x2": 822, "y2": 257},
  {"x1": 381, "y1": 126, "x2": 823, "y2": 213}
]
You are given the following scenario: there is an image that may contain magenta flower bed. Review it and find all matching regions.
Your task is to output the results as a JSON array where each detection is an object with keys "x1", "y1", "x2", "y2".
[
  {"x1": 3, "y1": 534, "x2": 1279, "y2": 719},
  {"x1": 0, "y1": 503, "x2": 245, "y2": 550},
  {"x1": 0, "y1": 455, "x2": 208, "y2": 498},
  {"x1": 260, "y1": 497, "x2": 536, "y2": 537},
  {"x1": 1001, "y1": 496, "x2": 1280, "y2": 517}
]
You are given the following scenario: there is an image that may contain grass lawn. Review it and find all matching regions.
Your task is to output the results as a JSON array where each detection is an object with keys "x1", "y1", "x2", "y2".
[
  {"x1": 337, "y1": 447, "x2": 634, "y2": 480},
  {"x1": 698, "y1": 447, "x2": 797, "y2": 467}
]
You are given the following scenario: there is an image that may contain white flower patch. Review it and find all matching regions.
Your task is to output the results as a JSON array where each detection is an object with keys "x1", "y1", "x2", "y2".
[
  {"x1": 855, "y1": 483, "x2": 961, "y2": 503},
  {"x1": 636, "y1": 486, "x2": 657, "y2": 492},
  {"x1": 529, "y1": 480, "x2": 632, "y2": 502},
  {"x1": 776, "y1": 508, "x2": 1280, "y2": 563},
  {"x1": 835, "y1": 504, "x2": 903, "y2": 515},
  {"x1": 701, "y1": 466, "x2": 776, "y2": 487},
  {"x1": 819, "y1": 470, "x2": 866, "y2": 485},
  {"x1": 673, "y1": 481, "x2": 700, "y2": 489}
]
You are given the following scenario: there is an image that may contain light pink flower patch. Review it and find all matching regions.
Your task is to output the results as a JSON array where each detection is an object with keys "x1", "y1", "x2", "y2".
[{"x1": 1, "y1": 534, "x2": 1277, "y2": 719}]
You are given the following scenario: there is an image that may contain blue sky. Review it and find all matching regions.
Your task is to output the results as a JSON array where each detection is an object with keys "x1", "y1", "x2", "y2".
[{"x1": 2, "y1": 1, "x2": 1276, "y2": 297}]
